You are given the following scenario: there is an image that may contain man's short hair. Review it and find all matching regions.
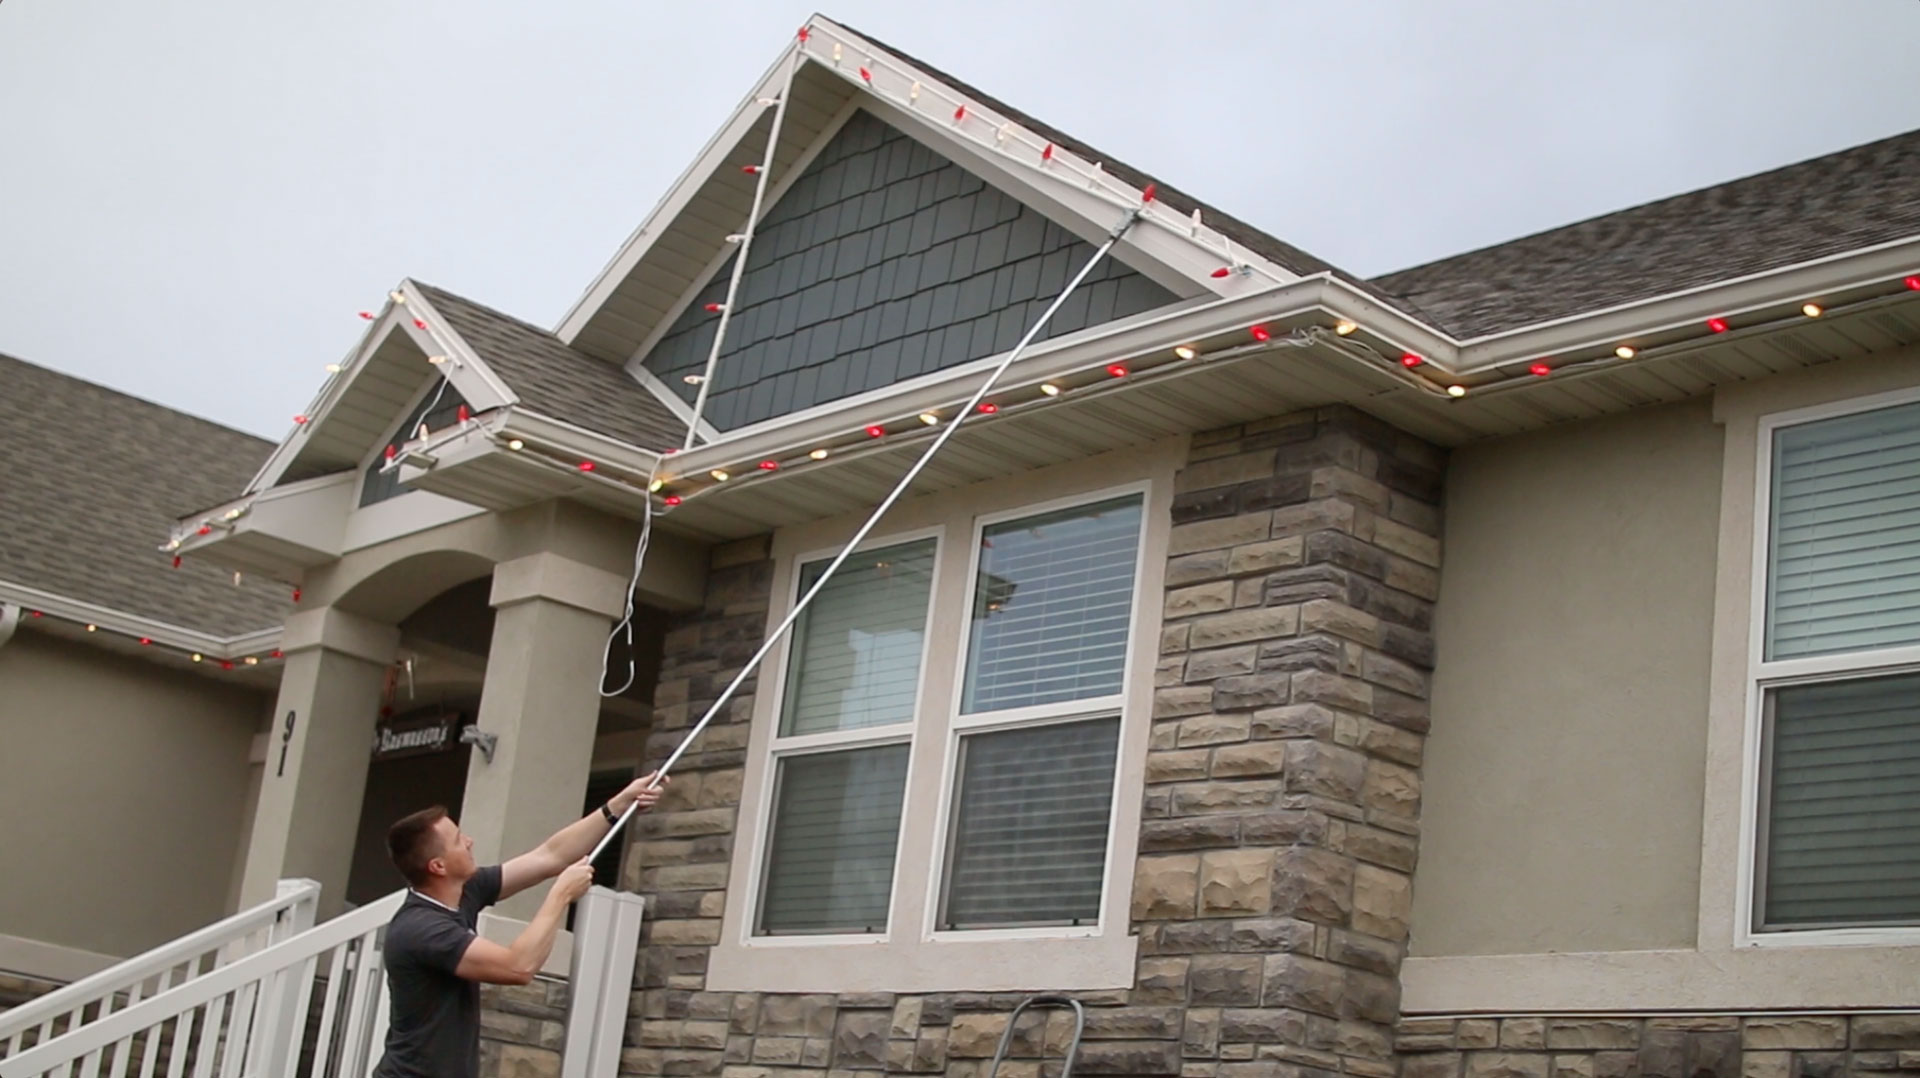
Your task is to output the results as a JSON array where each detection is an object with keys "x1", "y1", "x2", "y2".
[{"x1": 387, "y1": 806, "x2": 450, "y2": 888}]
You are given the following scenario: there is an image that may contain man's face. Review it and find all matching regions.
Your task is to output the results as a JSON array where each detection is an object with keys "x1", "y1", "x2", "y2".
[{"x1": 428, "y1": 816, "x2": 477, "y2": 883}]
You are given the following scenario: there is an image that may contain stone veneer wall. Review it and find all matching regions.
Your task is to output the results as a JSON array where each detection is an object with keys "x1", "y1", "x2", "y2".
[
  {"x1": 480, "y1": 980, "x2": 572, "y2": 1078},
  {"x1": 618, "y1": 405, "x2": 1445, "y2": 1078},
  {"x1": 1396, "y1": 1015, "x2": 1920, "y2": 1078}
]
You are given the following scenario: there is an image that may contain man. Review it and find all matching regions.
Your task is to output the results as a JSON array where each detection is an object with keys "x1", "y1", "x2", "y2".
[{"x1": 372, "y1": 772, "x2": 667, "y2": 1078}]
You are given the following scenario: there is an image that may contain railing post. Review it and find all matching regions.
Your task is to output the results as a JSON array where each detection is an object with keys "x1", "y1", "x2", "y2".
[{"x1": 561, "y1": 886, "x2": 644, "y2": 1078}]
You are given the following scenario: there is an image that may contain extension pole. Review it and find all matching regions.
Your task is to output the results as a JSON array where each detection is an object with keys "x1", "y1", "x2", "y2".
[{"x1": 589, "y1": 205, "x2": 1145, "y2": 863}]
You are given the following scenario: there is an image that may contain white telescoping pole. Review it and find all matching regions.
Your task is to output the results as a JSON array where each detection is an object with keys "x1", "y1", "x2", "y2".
[{"x1": 589, "y1": 205, "x2": 1145, "y2": 863}]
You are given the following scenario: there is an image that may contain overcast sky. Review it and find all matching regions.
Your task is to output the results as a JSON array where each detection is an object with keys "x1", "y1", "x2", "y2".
[{"x1": 2, "y1": 0, "x2": 1916, "y2": 439}]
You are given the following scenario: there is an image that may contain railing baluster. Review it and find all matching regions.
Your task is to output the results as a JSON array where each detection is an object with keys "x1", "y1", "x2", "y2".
[
  {"x1": 309, "y1": 938, "x2": 351, "y2": 1077},
  {"x1": 134, "y1": 966, "x2": 172, "y2": 1078}
]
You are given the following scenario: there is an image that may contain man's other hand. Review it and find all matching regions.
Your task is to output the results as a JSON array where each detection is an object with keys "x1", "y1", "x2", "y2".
[{"x1": 554, "y1": 859, "x2": 594, "y2": 904}]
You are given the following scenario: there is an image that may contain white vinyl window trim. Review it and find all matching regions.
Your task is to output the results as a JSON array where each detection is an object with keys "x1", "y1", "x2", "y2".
[
  {"x1": 743, "y1": 524, "x2": 945, "y2": 945},
  {"x1": 921, "y1": 485, "x2": 1150, "y2": 942},
  {"x1": 1737, "y1": 383, "x2": 1920, "y2": 948}
]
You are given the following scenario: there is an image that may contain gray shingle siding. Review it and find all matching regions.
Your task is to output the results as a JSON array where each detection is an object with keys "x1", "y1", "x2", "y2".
[{"x1": 641, "y1": 110, "x2": 1179, "y2": 431}]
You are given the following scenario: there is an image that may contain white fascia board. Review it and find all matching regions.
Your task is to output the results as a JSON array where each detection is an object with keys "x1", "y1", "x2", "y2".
[
  {"x1": 396, "y1": 406, "x2": 664, "y2": 488},
  {"x1": 1449, "y1": 232, "x2": 1920, "y2": 372},
  {"x1": 0, "y1": 580, "x2": 282, "y2": 658},
  {"x1": 664, "y1": 281, "x2": 1332, "y2": 474},
  {"x1": 167, "y1": 471, "x2": 353, "y2": 560},
  {"x1": 498, "y1": 409, "x2": 665, "y2": 476},
  {"x1": 396, "y1": 280, "x2": 518, "y2": 407},
  {"x1": 556, "y1": 44, "x2": 804, "y2": 344}
]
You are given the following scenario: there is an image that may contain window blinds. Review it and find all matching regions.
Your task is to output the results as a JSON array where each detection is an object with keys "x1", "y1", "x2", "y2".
[
  {"x1": 1762, "y1": 671, "x2": 1920, "y2": 928},
  {"x1": 963, "y1": 497, "x2": 1144, "y2": 712},
  {"x1": 940, "y1": 717, "x2": 1120, "y2": 929},
  {"x1": 1766, "y1": 400, "x2": 1920, "y2": 660},
  {"x1": 780, "y1": 539, "x2": 937, "y2": 736},
  {"x1": 757, "y1": 744, "x2": 911, "y2": 934}
]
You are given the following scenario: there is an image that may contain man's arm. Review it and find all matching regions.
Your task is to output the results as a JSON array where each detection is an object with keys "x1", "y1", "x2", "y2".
[
  {"x1": 499, "y1": 771, "x2": 667, "y2": 900},
  {"x1": 454, "y1": 860, "x2": 593, "y2": 985}
]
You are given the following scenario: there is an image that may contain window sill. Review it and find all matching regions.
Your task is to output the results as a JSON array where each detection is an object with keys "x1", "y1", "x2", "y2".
[
  {"x1": 1738, "y1": 925, "x2": 1920, "y2": 949},
  {"x1": 706, "y1": 929, "x2": 1138, "y2": 994}
]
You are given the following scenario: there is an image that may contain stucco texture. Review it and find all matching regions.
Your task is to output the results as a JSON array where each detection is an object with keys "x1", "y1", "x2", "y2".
[
  {"x1": 0, "y1": 632, "x2": 268, "y2": 959},
  {"x1": 1412, "y1": 399, "x2": 1724, "y2": 956}
]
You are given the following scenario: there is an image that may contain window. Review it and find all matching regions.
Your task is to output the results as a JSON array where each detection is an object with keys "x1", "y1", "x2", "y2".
[
  {"x1": 1753, "y1": 396, "x2": 1920, "y2": 932},
  {"x1": 748, "y1": 490, "x2": 1148, "y2": 942},
  {"x1": 359, "y1": 379, "x2": 469, "y2": 507}
]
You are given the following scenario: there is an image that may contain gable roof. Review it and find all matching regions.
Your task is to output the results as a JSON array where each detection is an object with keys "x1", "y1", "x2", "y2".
[
  {"x1": 1368, "y1": 128, "x2": 1920, "y2": 339},
  {"x1": 414, "y1": 283, "x2": 687, "y2": 450},
  {"x1": 0, "y1": 354, "x2": 291, "y2": 636}
]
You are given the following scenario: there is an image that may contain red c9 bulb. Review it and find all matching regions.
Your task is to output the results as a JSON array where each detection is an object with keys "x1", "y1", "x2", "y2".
[
  {"x1": 759, "y1": 460, "x2": 779, "y2": 471},
  {"x1": 866, "y1": 425, "x2": 885, "y2": 437},
  {"x1": 1106, "y1": 364, "x2": 1128, "y2": 377},
  {"x1": 1250, "y1": 325, "x2": 1271, "y2": 342},
  {"x1": 1210, "y1": 267, "x2": 1231, "y2": 278},
  {"x1": 578, "y1": 460, "x2": 596, "y2": 472},
  {"x1": 663, "y1": 495, "x2": 682, "y2": 507},
  {"x1": 1400, "y1": 353, "x2": 1424, "y2": 368},
  {"x1": 1529, "y1": 362, "x2": 1553, "y2": 377},
  {"x1": 1707, "y1": 317, "x2": 1729, "y2": 333},
  {"x1": 977, "y1": 402, "x2": 998, "y2": 414},
  {"x1": 1906, "y1": 276, "x2": 1920, "y2": 291},
  {"x1": 139, "y1": 637, "x2": 152, "y2": 645}
]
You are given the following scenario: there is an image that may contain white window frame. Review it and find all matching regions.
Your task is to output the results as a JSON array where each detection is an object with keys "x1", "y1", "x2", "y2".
[
  {"x1": 710, "y1": 442, "x2": 1178, "y2": 993},
  {"x1": 1737, "y1": 383, "x2": 1920, "y2": 947},
  {"x1": 921, "y1": 486, "x2": 1150, "y2": 943},
  {"x1": 742, "y1": 524, "x2": 945, "y2": 946}
]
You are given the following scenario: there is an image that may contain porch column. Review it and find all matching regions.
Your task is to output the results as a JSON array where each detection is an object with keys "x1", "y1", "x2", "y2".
[
  {"x1": 462, "y1": 553, "x2": 627, "y2": 918},
  {"x1": 238, "y1": 607, "x2": 399, "y2": 915}
]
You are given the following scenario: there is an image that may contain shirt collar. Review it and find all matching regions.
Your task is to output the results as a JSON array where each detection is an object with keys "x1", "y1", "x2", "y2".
[{"x1": 408, "y1": 889, "x2": 459, "y2": 913}]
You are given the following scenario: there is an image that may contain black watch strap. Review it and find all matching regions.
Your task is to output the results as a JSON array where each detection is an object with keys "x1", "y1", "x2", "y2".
[{"x1": 600, "y1": 802, "x2": 619, "y2": 825}]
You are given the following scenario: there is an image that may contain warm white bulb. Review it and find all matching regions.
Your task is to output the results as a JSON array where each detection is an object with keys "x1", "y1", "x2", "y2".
[
  {"x1": 1173, "y1": 345, "x2": 1197, "y2": 360},
  {"x1": 507, "y1": 439, "x2": 524, "y2": 451},
  {"x1": 1614, "y1": 345, "x2": 1636, "y2": 360},
  {"x1": 1446, "y1": 385, "x2": 1467, "y2": 398},
  {"x1": 191, "y1": 653, "x2": 203, "y2": 663},
  {"x1": 85, "y1": 624, "x2": 97, "y2": 632},
  {"x1": 1039, "y1": 384, "x2": 1061, "y2": 397},
  {"x1": 683, "y1": 374, "x2": 706, "y2": 385},
  {"x1": 710, "y1": 469, "x2": 730, "y2": 482},
  {"x1": 1802, "y1": 303, "x2": 1823, "y2": 318},
  {"x1": 918, "y1": 412, "x2": 939, "y2": 425},
  {"x1": 390, "y1": 291, "x2": 406, "y2": 305},
  {"x1": 1334, "y1": 320, "x2": 1358, "y2": 336},
  {"x1": 809, "y1": 448, "x2": 830, "y2": 460},
  {"x1": 648, "y1": 478, "x2": 666, "y2": 492},
  {"x1": 909, "y1": 81, "x2": 921, "y2": 101},
  {"x1": 244, "y1": 656, "x2": 259, "y2": 666},
  {"x1": 427, "y1": 355, "x2": 448, "y2": 365},
  {"x1": 325, "y1": 363, "x2": 342, "y2": 373}
]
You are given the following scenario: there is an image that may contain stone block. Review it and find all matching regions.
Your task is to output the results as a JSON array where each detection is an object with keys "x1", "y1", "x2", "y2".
[
  {"x1": 1161, "y1": 623, "x2": 1191, "y2": 656},
  {"x1": 912, "y1": 1030, "x2": 949, "y2": 1071},
  {"x1": 1186, "y1": 645, "x2": 1259, "y2": 683},
  {"x1": 1291, "y1": 669, "x2": 1373, "y2": 714},
  {"x1": 751, "y1": 1037, "x2": 805, "y2": 1064},
  {"x1": 1155, "y1": 686, "x2": 1215, "y2": 719},
  {"x1": 683, "y1": 1022, "x2": 731, "y2": 1050},
  {"x1": 1687, "y1": 1031, "x2": 1741, "y2": 1078},
  {"x1": 1285, "y1": 741, "x2": 1367, "y2": 801},
  {"x1": 1167, "y1": 581, "x2": 1235, "y2": 619},
  {"x1": 1453, "y1": 1022, "x2": 1496, "y2": 1050},
  {"x1": 1553, "y1": 1056, "x2": 1595, "y2": 1078},
  {"x1": 1218, "y1": 1006, "x2": 1306, "y2": 1043},
  {"x1": 1466, "y1": 1053, "x2": 1551, "y2": 1078},
  {"x1": 1546, "y1": 1019, "x2": 1640, "y2": 1051},
  {"x1": 1071, "y1": 1040, "x2": 1182, "y2": 1075},
  {"x1": 1135, "y1": 956, "x2": 1191, "y2": 1004},
  {"x1": 1147, "y1": 749, "x2": 1212, "y2": 784},
  {"x1": 1272, "y1": 846, "x2": 1354, "y2": 925},
  {"x1": 1340, "y1": 823, "x2": 1419, "y2": 872},
  {"x1": 1177, "y1": 714, "x2": 1252, "y2": 746},
  {"x1": 1637, "y1": 1028, "x2": 1686, "y2": 1078},
  {"x1": 1337, "y1": 1017, "x2": 1393, "y2": 1059},
  {"x1": 1361, "y1": 648, "x2": 1430, "y2": 697},
  {"x1": 1230, "y1": 536, "x2": 1307, "y2": 575},
  {"x1": 1743, "y1": 1048, "x2": 1791, "y2": 1077},
  {"x1": 1341, "y1": 967, "x2": 1400, "y2": 1023},
  {"x1": 1358, "y1": 718, "x2": 1425, "y2": 767},
  {"x1": 1187, "y1": 954, "x2": 1265, "y2": 1005},
  {"x1": 1190, "y1": 607, "x2": 1301, "y2": 650},
  {"x1": 1140, "y1": 816, "x2": 1240, "y2": 852},
  {"x1": 1156, "y1": 655, "x2": 1187, "y2": 687},
  {"x1": 1251, "y1": 703, "x2": 1339, "y2": 740},
  {"x1": 759, "y1": 995, "x2": 837, "y2": 1037},
  {"x1": 833, "y1": 1011, "x2": 891, "y2": 1069},
  {"x1": 1592, "y1": 1051, "x2": 1636, "y2": 1078},
  {"x1": 1180, "y1": 1008, "x2": 1221, "y2": 1057},
  {"x1": 1501, "y1": 1018, "x2": 1546, "y2": 1050},
  {"x1": 1172, "y1": 780, "x2": 1280, "y2": 815},
  {"x1": 890, "y1": 997, "x2": 922, "y2": 1039},
  {"x1": 1179, "y1": 450, "x2": 1277, "y2": 492},
  {"x1": 1745, "y1": 1017, "x2": 1846, "y2": 1051},
  {"x1": 1404, "y1": 1054, "x2": 1464, "y2": 1078},
  {"x1": 1199, "y1": 849, "x2": 1276, "y2": 915},
  {"x1": 1212, "y1": 740, "x2": 1287, "y2": 778},
  {"x1": 1328, "y1": 928, "x2": 1400, "y2": 977},
  {"x1": 1132, "y1": 854, "x2": 1200, "y2": 919},
  {"x1": 1363, "y1": 759, "x2": 1422, "y2": 818},
  {"x1": 1171, "y1": 515, "x2": 1272, "y2": 557},
  {"x1": 1796, "y1": 1053, "x2": 1848, "y2": 1078},
  {"x1": 1256, "y1": 634, "x2": 1344, "y2": 676},
  {"x1": 1262, "y1": 954, "x2": 1346, "y2": 1017},
  {"x1": 1350, "y1": 865, "x2": 1412, "y2": 940},
  {"x1": 1241, "y1": 809, "x2": 1330, "y2": 845},
  {"x1": 1166, "y1": 550, "x2": 1231, "y2": 587},
  {"x1": 1213, "y1": 672, "x2": 1293, "y2": 711},
  {"x1": 1854, "y1": 1016, "x2": 1920, "y2": 1050}
]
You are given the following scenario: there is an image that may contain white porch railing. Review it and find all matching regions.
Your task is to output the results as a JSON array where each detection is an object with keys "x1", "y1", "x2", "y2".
[
  {"x1": 0, "y1": 884, "x2": 644, "y2": 1078},
  {"x1": 0, "y1": 879, "x2": 320, "y2": 1065}
]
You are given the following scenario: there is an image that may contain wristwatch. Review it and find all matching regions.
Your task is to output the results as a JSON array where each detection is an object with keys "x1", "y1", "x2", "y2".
[{"x1": 601, "y1": 802, "x2": 619, "y2": 825}]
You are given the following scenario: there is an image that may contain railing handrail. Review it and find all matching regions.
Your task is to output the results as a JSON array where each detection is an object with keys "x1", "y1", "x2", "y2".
[
  {"x1": 0, "y1": 891, "x2": 405, "y2": 1078},
  {"x1": 0, "y1": 879, "x2": 320, "y2": 1043}
]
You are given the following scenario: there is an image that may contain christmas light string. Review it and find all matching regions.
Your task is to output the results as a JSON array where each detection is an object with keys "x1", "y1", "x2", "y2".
[{"x1": 588, "y1": 201, "x2": 1150, "y2": 863}]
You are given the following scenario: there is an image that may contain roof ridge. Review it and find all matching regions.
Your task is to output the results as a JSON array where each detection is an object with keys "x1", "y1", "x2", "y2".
[{"x1": 0, "y1": 351, "x2": 274, "y2": 447}]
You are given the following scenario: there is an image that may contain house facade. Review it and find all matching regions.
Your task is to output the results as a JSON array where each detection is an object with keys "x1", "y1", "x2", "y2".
[{"x1": 27, "y1": 14, "x2": 1920, "y2": 1078}]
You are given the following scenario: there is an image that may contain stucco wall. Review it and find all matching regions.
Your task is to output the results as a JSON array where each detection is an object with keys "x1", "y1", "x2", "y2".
[
  {"x1": 0, "y1": 631, "x2": 269, "y2": 962},
  {"x1": 1412, "y1": 399, "x2": 1724, "y2": 956}
]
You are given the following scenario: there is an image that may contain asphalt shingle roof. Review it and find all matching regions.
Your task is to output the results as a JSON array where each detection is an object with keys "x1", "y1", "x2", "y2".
[
  {"x1": 0, "y1": 354, "x2": 291, "y2": 636},
  {"x1": 1367, "y1": 128, "x2": 1920, "y2": 339},
  {"x1": 416, "y1": 283, "x2": 688, "y2": 451}
]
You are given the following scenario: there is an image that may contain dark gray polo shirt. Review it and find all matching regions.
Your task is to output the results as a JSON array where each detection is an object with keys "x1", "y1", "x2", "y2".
[{"x1": 372, "y1": 865, "x2": 502, "y2": 1078}]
